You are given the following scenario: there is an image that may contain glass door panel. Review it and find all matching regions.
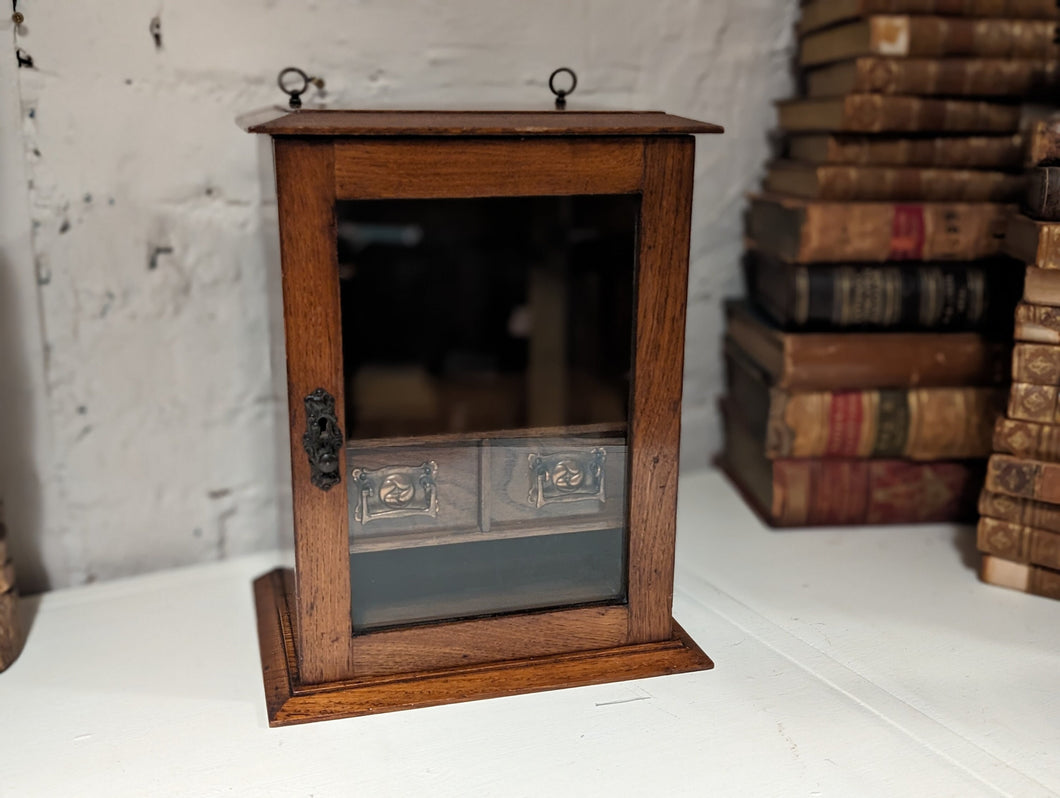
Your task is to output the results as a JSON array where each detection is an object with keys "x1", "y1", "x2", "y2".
[{"x1": 336, "y1": 195, "x2": 638, "y2": 632}]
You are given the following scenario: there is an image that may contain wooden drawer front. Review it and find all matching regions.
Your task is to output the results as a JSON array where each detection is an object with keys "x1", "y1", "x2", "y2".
[
  {"x1": 487, "y1": 438, "x2": 627, "y2": 528},
  {"x1": 347, "y1": 444, "x2": 479, "y2": 539}
]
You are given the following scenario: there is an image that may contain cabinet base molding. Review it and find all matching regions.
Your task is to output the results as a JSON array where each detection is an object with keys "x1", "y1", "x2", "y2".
[{"x1": 254, "y1": 568, "x2": 713, "y2": 726}]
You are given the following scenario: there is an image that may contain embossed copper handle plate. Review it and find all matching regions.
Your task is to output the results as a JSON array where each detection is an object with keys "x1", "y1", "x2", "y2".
[
  {"x1": 527, "y1": 448, "x2": 606, "y2": 508},
  {"x1": 351, "y1": 461, "x2": 439, "y2": 524}
]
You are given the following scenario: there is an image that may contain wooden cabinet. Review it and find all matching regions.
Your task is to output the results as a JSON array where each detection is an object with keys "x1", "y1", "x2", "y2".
[{"x1": 243, "y1": 108, "x2": 722, "y2": 725}]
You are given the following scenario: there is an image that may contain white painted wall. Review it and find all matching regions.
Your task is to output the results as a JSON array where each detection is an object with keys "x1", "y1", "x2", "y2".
[{"x1": 0, "y1": 0, "x2": 796, "y2": 591}]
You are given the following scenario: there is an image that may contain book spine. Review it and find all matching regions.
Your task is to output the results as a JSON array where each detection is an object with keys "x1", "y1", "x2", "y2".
[
  {"x1": 1023, "y1": 265, "x2": 1060, "y2": 305},
  {"x1": 821, "y1": 134, "x2": 1025, "y2": 169},
  {"x1": 993, "y1": 417, "x2": 1060, "y2": 461},
  {"x1": 979, "y1": 489, "x2": 1060, "y2": 533},
  {"x1": 757, "y1": 259, "x2": 1000, "y2": 330},
  {"x1": 799, "y1": 202, "x2": 1010, "y2": 262},
  {"x1": 845, "y1": 57, "x2": 1059, "y2": 97},
  {"x1": 980, "y1": 556, "x2": 1060, "y2": 600},
  {"x1": 842, "y1": 95, "x2": 1019, "y2": 133},
  {"x1": 812, "y1": 165, "x2": 1023, "y2": 202},
  {"x1": 865, "y1": 0, "x2": 1059, "y2": 18},
  {"x1": 1027, "y1": 167, "x2": 1060, "y2": 221},
  {"x1": 768, "y1": 387, "x2": 999, "y2": 459},
  {"x1": 1014, "y1": 321, "x2": 1060, "y2": 344},
  {"x1": 977, "y1": 516, "x2": 1060, "y2": 570},
  {"x1": 1015, "y1": 303, "x2": 1060, "y2": 332},
  {"x1": 1008, "y1": 382, "x2": 1060, "y2": 422},
  {"x1": 868, "y1": 16, "x2": 1059, "y2": 59},
  {"x1": 1012, "y1": 343, "x2": 1060, "y2": 384},
  {"x1": 986, "y1": 453, "x2": 1060, "y2": 503},
  {"x1": 772, "y1": 458, "x2": 977, "y2": 525},
  {"x1": 1028, "y1": 119, "x2": 1060, "y2": 167}
]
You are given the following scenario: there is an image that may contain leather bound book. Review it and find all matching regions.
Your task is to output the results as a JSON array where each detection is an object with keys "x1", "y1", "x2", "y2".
[
  {"x1": 797, "y1": 0, "x2": 1059, "y2": 37},
  {"x1": 985, "y1": 452, "x2": 1060, "y2": 502},
  {"x1": 725, "y1": 299, "x2": 1008, "y2": 390},
  {"x1": 1021, "y1": 266, "x2": 1060, "y2": 306},
  {"x1": 977, "y1": 516, "x2": 1060, "y2": 570},
  {"x1": 979, "y1": 488, "x2": 1060, "y2": 533},
  {"x1": 805, "y1": 57, "x2": 1060, "y2": 98},
  {"x1": 1027, "y1": 117, "x2": 1060, "y2": 167},
  {"x1": 1005, "y1": 215, "x2": 1060, "y2": 268},
  {"x1": 1026, "y1": 167, "x2": 1060, "y2": 221},
  {"x1": 787, "y1": 133, "x2": 1025, "y2": 169},
  {"x1": 1014, "y1": 302, "x2": 1060, "y2": 344},
  {"x1": 993, "y1": 417, "x2": 1060, "y2": 461},
  {"x1": 1011, "y1": 343, "x2": 1060, "y2": 384},
  {"x1": 764, "y1": 160, "x2": 1024, "y2": 202},
  {"x1": 744, "y1": 250, "x2": 1019, "y2": 332},
  {"x1": 1007, "y1": 382, "x2": 1060, "y2": 422},
  {"x1": 979, "y1": 555, "x2": 1060, "y2": 600},
  {"x1": 777, "y1": 95, "x2": 1019, "y2": 133},
  {"x1": 746, "y1": 195, "x2": 1011, "y2": 263},
  {"x1": 726, "y1": 341, "x2": 1002, "y2": 459},
  {"x1": 0, "y1": 520, "x2": 19, "y2": 673},
  {"x1": 719, "y1": 405, "x2": 981, "y2": 527},
  {"x1": 800, "y1": 16, "x2": 1060, "y2": 67}
]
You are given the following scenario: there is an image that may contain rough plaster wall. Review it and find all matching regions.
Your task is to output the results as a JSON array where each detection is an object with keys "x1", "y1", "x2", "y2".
[{"x1": 3, "y1": 1, "x2": 795, "y2": 590}]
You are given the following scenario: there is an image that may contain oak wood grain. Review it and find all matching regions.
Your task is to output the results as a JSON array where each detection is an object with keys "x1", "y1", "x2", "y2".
[
  {"x1": 334, "y1": 139, "x2": 644, "y2": 199},
  {"x1": 242, "y1": 109, "x2": 723, "y2": 137},
  {"x1": 627, "y1": 137, "x2": 695, "y2": 644},
  {"x1": 274, "y1": 138, "x2": 352, "y2": 684},
  {"x1": 254, "y1": 569, "x2": 713, "y2": 725}
]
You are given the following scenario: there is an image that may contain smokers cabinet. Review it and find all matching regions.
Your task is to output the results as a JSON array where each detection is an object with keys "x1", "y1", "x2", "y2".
[{"x1": 243, "y1": 107, "x2": 722, "y2": 725}]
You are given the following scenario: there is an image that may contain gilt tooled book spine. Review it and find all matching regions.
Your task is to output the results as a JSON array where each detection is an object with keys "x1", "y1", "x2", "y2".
[
  {"x1": 770, "y1": 163, "x2": 1025, "y2": 202},
  {"x1": 773, "y1": 459, "x2": 978, "y2": 525},
  {"x1": 796, "y1": 0, "x2": 1060, "y2": 37},
  {"x1": 807, "y1": 57, "x2": 1060, "y2": 98},
  {"x1": 977, "y1": 516, "x2": 1060, "y2": 570},
  {"x1": 744, "y1": 253, "x2": 1016, "y2": 331},
  {"x1": 979, "y1": 489, "x2": 1060, "y2": 534},
  {"x1": 779, "y1": 96, "x2": 1020, "y2": 133},
  {"x1": 993, "y1": 417, "x2": 1060, "y2": 461},
  {"x1": 1005, "y1": 217, "x2": 1060, "y2": 269},
  {"x1": 790, "y1": 134, "x2": 1025, "y2": 169},
  {"x1": 748, "y1": 197, "x2": 1011, "y2": 263},
  {"x1": 1008, "y1": 382, "x2": 1060, "y2": 423},
  {"x1": 1011, "y1": 343, "x2": 1060, "y2": 384},
  {"x1": 1026, "y1": 167, "x2": 1060, "y2": 221},
  {"x1": 766, "y1": 387, "x2": 1001, "y2": 459},
  {"x1": 980, "y1": 555, "x2": 1060, "y2": 600},
  {"x1": 1014, "y1": 303, "x2": 1060, "y2": 343},
  {"x1": 866, "y1": 17, "x2": 1056, "y2": 58},
  {"x1": 985, "y1": 453, "x2": 1060, "y2": 503}
]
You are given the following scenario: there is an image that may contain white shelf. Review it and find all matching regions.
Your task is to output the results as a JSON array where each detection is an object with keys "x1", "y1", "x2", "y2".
[{"x1": 0, "y1": 469, "x2": 1056, "y2": 797}]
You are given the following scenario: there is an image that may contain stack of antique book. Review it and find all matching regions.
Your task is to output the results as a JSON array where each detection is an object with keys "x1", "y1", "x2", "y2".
[
  {"x1": 0, "y1": 510, "x2": 21, "y2": 673},
  {"x1": 719, "y1": 0, "x2": 1060, "y2": 526},
  {"x1": 979, "y1": 117, "x2": 1060, "y2": 600}
]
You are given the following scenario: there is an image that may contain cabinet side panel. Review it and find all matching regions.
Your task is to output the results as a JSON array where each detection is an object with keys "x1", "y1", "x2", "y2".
[
  {"x1": 627, "y1": 136, "x2": 695, "y2": 643},
  {"x1": 274, "y1": 138, "x2": 352, "y2": 683}
]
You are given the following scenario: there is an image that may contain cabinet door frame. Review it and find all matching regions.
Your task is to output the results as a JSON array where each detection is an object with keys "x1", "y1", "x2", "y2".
[{"x1": 274, "y1": 134, "x2": 694, "y2": 684}]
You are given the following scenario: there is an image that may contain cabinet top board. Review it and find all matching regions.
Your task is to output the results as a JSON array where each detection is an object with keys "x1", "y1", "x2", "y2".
[{"x1": 239, "y1": 108, "x2": 723, "y2": 137}]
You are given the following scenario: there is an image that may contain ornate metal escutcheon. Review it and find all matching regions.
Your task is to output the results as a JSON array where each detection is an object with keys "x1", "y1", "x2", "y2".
[
  {"x1": 302, "y1": 388, "x2": 343, "y2": 491},
  {"x1": 351, "y1": 461, "x2": 439, "y2": 524},
  {"x1": 527, "y1": 447, "x2": 606, "y2": 508}
]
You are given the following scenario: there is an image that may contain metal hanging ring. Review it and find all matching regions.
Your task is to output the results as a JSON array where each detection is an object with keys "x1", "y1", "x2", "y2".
[
  {"x1": 548, "y1": 67, "x2": 577, "y2": 109},
  {"x1": 277, "y1": 67, "x2": 311, "y2": 109}
]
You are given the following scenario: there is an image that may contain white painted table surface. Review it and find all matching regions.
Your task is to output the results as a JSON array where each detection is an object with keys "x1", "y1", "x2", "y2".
[{"x1": 1, "y1": 470, "x2": 1057, "y2": 798}]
